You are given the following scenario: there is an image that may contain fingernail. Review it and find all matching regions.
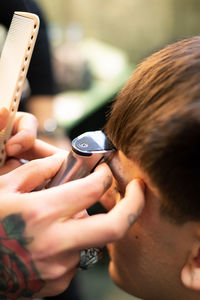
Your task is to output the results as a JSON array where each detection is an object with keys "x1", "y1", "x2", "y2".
[
  {"x1": 136, "y1": 178, "x2": 146, "y2": 192},
  {"x1": 7, "y1": 144, "x2": 22, "y2": 156}
]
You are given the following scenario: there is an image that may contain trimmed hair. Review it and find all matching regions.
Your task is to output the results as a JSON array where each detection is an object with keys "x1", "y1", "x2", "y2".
[{"x1": 105, "y1": 36, "x2": 200, "y2": 223}]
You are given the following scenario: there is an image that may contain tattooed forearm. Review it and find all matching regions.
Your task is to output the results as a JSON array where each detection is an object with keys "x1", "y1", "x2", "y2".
[{"x1": 0, "y1": 214, "x2": 44, "y2": 299}]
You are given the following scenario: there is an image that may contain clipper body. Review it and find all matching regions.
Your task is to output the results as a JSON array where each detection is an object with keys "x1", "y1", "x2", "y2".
[{"x1": 47, "y1": 131, "x2": 116, "y2": 187}]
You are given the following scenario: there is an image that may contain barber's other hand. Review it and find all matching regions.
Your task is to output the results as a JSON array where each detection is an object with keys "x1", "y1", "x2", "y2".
[
  {"x1": 0, "y1": 108, "x2": 37, "y2": 174},
  {"x1": 0, "y1": 138, "x2": 62, "y2": 175},
  {"x1": 0, "y1": 106, "x2": 37, "y2": 155},
  {"x1": 4, "y1": 110, "x2": 38, "y2": 157},
  {"x1": 0, "y1": 154, "x2": 111, "y2": 298}
]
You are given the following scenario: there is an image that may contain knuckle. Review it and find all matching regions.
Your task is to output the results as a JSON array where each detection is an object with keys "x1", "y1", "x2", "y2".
[
  {"x1": 24, "y1": 205, "x2": 39, "y2": 223},
  {"x1": 32, "y1": 239, "x2": 56, "y2": 260},
  {"x1": 23, "y1": 203, "x2": 50, "y2": 229}
]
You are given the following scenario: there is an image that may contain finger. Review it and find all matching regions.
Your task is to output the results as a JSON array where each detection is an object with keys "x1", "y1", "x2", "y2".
[
  {"x1": 99, "y1": 180, "x2": 118, "y2": 211},
  {"x1": 0, "y1": 158, "x2": 22, "y2": 175},
  {"x1": 6, "y1": 112, "x2": 38, "y2": 156},
  {"x1": 53, "y1": 179, "x2": 145, "y2": 250},
  {"x1": 28, "y1": 163, "x2": 113, "y2": 218},
  {"x1": 34, "y1": 251, "x2": 80, "y2": 281},
  {"x1": 36, "y1": 268, "x2": 77, "y2": 298},
  {"x1": 16, "y1": 139, "x2": 65, "y2": 160},
  {"x1": 1, "y1": 153, "x2": 65, "y2": 192},
  {"x1": 0, "y1": 106, "x2": 9, "y2": 130}
]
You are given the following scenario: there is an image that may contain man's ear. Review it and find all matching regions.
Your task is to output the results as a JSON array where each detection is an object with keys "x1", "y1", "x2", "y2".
[{"x1": 181, "y1": 244, "x2": 200, "y2": 291}]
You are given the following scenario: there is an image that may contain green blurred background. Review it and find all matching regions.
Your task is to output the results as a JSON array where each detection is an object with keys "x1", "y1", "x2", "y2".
[
  {"x1": 38, "y1": 0, "x2": 200, "y2": 64},
  {"x1": 34, "y1": 0, "x2": 200, "y2": 140}
]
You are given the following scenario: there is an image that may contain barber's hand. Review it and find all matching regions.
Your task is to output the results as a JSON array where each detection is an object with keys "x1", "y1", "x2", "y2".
[
  {"x1": 0, "y1": 138, "x2": 65, "y2": 175},
  {"x1": 0, "y1": 107, "x2": 38, "y2": 172},
  {"x1": 0, "y1": 108, "x2": 38, "y2": 157},
  {"x1": 0, "y1": 150, "x2": 145, "y2": 299}
]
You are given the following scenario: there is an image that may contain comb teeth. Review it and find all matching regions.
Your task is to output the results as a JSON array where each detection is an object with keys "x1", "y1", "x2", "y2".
[{"x1": 0, "y1": 12, "x2": 39, "y2": 165}]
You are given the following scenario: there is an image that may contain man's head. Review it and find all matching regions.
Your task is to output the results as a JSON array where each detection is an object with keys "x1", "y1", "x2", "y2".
[{"x1": 105, "y1": 36, "x2": 200, "y2": 299}]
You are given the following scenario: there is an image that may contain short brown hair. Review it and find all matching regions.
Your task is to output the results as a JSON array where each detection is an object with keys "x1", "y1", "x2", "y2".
[{"x1": 105, "y1": 36, "x2": 200, "y2": 223}]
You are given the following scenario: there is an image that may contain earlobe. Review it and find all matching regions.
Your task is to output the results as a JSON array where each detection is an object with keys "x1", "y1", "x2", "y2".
[{"x1": 181, "y1": 248, "x2": 200, "y2": 291}]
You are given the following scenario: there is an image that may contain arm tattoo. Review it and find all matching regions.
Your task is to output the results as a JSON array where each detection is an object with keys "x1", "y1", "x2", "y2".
[
  {"x1": 127, "y1": 213, "x2": 137, "y2": 226},
  {"x1": 128, "y1": 205, "x2": 144, "y2": 227},
  {"x1": 0, "y1": 214, "x2": 45, "y2": 299}
]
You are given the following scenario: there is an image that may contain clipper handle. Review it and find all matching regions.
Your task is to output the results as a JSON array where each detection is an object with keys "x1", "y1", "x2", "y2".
[
  {"x1": 46, "y1": 151, "x2": 104, "y2": 188},
  {"x1": 46, "y1": 131, "x2": 116, "y2": 188}
]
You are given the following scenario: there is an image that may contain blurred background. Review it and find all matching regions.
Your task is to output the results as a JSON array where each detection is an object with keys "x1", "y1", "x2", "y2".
[
  {"x1": 39, "y1": 0, "x2": 200, "y2": 63},
  {"x1": 1, "y1": 0, "x2": 200, "y2": 299},
  {"x1": 35, "y1": 0, "x2": 200, "y2": 140}
]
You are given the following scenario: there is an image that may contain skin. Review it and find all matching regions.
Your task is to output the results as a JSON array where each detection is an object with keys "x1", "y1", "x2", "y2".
[
  {"x1": 0, "y1": 107, "x2": 38, "y2": 175},
  {"x1": 0, "y1": 110, "x2": 146, "y2": 299},
  {"x1": 0, "y1": 151, "x2": 145, "y2": 299},
  {"x1": 105, "y1": 151, "x2": 200, "y2": 300},
  {"x1": 2, "y1": 110, "x2": 38, "y2": 157}
]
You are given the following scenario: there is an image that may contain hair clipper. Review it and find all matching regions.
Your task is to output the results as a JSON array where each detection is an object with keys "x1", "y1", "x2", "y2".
[{"x1": 46, "y1": 130, "x2": 116, "y2": 188}]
